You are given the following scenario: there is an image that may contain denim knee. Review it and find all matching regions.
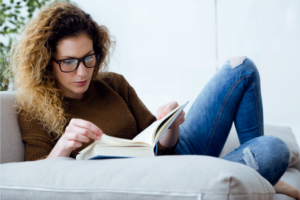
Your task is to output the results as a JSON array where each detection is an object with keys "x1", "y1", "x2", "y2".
[
  {"x1": 227, "y1": 56, "x2": 247, "y2": 69},
  {"x1": 261, "y1": 135, "x2": 290, "y2": 167},
  {"x1": 258, "y1": 135, "x2": 290, "y2": 185},
  {"x1": 226, "y1": 56, "x2": 260, "y2": 80}
]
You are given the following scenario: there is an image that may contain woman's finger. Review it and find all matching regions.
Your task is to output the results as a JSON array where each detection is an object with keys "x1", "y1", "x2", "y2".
[
  {"x1": 78, "y1": 126, "x2": 100, "y2": 140},
  {"x1": 158, "y1": 101, "x2": 180, "y2": 120},
  {"x1": 176, "y1": 111, "x2": 185, "y2": 120},
  {"x1": 168, "y1": 101, "x2": 179, "y2": 110},
  {"x1": 171, "y1": 119, "x2": 184, "y2": 128},
  {"x1": 67, "y1": 140, "x2": 82, "y2": 149},
  {"x1": 67, "y1": 131, "x2": 90, "y2": 143},
  {"x1": 66, "y1": 125, "x2": 99, "y2": 140},
  {"x1": 172, "y1": 110, "x2": 185, "y2": 123},
  {"x1": 166, "y1": 101, "x2": 180, "y2": 115},
  {"x1": 157, "y1": 105, "x2": 166, "y2": 120},
  {"x1": 70, "y1": 118, "x2": 102, "y2": 136},
  {"x1": 169, "y1": 114, "x2": 185, "y2": 128}
]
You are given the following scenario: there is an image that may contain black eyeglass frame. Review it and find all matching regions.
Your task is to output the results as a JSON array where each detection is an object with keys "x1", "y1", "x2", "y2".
[{"x1": 52, "y1": 53, "x2": 103, "y2": 73}]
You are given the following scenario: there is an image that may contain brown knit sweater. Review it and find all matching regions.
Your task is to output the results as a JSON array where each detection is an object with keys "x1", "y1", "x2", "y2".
[{"x1": 18, "y1": 72, "x2": 179, "y2": 161}]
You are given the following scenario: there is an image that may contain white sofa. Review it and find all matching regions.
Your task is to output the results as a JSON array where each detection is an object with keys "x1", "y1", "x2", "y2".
[{"x1": 1, "y1": 91, "x2": 300, "y2": 200}]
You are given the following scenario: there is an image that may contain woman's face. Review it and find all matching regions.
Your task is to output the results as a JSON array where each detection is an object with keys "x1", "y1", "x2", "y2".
[{"x1": 52, "y1": 33, "x2": 95, "y2": 99}]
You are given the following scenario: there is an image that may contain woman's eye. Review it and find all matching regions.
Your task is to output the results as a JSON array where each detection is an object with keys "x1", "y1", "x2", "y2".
[
  {"x1": 85, "y1": 55, "x2": 94, "y2": 62},
  {"x1": 63, "y1": 59, "x2": 76, "y2": 66}
]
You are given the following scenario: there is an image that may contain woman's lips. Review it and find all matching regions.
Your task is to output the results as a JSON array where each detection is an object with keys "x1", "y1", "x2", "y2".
[{"x1": 74, "y1": 80, "x2": 87, "y2": 86}]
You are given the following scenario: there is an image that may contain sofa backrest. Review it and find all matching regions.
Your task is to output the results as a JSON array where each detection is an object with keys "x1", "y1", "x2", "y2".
[
  {"x1": 1, "y1": 90, "x2": 300, "y2": 171},
  {"x1": 0, "y1": 91, "x2": 24, "y2": 164}
]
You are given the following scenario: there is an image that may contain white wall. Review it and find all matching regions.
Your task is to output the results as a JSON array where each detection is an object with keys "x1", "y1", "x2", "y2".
[
  {"x1": 217, "y1": 0, "x2": 300, "y2": 145},
  {"x1": 74, "y1": 0, "x2": 217, "y2": 115},
  {"x1": 57, "y1": 0, "x2": 300, "y2": 145}
]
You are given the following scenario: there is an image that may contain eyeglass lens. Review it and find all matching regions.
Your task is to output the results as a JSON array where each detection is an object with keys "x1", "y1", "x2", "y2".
[{"x1": 60, "y1": 54, "x2": 97, "y2": 72}]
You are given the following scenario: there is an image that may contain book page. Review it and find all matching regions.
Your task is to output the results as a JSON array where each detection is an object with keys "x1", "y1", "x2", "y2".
[
  {"x1": 154, "y1": 102, "x2": 188, "y2": 142},
  {"x1": 132, "y1": 104, "x2": 183, "y2": 145},
  {"x1": 77, "y1": 134, "x2": 123, "y2": 156},
  {"x1": 154, "y1": 110, "x2": 179, "y2": 141},
  {"x1": 96, "y1": 134, "x2": 134, "y2": 144},
  {"x1": 131, "y1": 120, "x2": 160, "y2": 146}
]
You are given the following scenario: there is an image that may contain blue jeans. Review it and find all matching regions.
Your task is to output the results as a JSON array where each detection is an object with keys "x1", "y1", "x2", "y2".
[{"x1": 176, "y1": 57, "x2": 290, "y2": 186}]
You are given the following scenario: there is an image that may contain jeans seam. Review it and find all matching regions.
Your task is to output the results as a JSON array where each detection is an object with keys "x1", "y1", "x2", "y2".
[
  {"x1": 251, "y1": 80, "x2": 263, "y2": 137},
  {"x1": 204, "y1": 75, "x2": 252, "y2": 155}
]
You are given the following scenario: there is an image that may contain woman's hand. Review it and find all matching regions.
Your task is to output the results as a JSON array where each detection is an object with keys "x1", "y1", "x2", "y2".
[
  {"x1": 59, "y1": 118, "x2": 103, "y2": 152},
  {"x1": 47, "y1": 118, "x2": 103, "y2": 159},
  {"x1": 156, "y1": 101, "x2": 185, "y2": 148},
  {"x1": 157, "y1": 101, "x2": 185, "y2": 129}
]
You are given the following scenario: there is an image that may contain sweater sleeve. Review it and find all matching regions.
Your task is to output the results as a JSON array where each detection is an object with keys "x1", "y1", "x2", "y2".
[
  {"x1": 112, "y1": 73, "x2": 179, "y2": 156},
  {"x1": 18, "y1": 110, "x2": 57, "y2": 161}
]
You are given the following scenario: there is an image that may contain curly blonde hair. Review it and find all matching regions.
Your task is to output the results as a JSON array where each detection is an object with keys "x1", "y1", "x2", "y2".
[{"x1": 9, "y1": 2, "x2": 115, "y2": 139}]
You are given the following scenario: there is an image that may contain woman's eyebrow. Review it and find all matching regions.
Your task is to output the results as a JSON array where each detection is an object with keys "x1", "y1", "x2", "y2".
[{"x1": 61, "y1": 50, "x2": 94, "y2": 59}]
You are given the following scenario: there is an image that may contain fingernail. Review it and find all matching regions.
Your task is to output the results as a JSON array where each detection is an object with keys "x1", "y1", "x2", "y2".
[{"x1": 96, "y1": 135, "x2": 101, "y2": 140}]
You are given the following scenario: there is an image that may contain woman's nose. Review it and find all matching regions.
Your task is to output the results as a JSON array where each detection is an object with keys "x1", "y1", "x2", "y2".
[{"x1": 76, "y1": 62, "x2": 87, "y2": 76}]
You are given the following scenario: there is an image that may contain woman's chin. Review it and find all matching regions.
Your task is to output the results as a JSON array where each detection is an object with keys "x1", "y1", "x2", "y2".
[
  {"x1": 68, "y1": 85, "x2": 89, "y2": 99},
  {"x1": 74, "y1": 85, "x2": 89, "y2": 94}
]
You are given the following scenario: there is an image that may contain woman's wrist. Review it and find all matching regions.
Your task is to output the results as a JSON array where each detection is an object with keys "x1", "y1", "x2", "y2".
[
  {"x1": 158, "y1": 126, "x2": 180, "y2": 148},
  {"x1": 47, "y1": 138, "x2": 72, "y2": 159}
]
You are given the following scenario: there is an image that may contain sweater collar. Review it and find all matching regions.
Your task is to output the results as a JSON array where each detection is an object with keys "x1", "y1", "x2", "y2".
[{"x1": 63, "y1": 81, "x2": 95, "y2": 105}]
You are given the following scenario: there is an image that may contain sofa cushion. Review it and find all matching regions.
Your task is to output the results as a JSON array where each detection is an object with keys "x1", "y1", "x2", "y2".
[
  {"x1": 0, "y1": 91, "x2": 24, "y2": 164},
  {"x1": 0, "y1": 156, "x2": 275, "y2": 200},
  {"x1": 220, "y1": 124, "x2": 300, "y2": 167}
]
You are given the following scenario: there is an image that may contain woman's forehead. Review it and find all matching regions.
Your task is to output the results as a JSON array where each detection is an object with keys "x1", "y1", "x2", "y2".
[{"x1": 55, "y1": 33, "x2": 93, "y2": 58}]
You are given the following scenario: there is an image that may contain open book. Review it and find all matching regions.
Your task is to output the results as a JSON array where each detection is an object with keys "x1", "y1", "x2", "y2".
[{"x1": 76, "y1": 101, "x2": 189, "y2": 160}]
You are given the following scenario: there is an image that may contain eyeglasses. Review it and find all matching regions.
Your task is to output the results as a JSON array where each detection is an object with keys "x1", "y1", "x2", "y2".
[{"x1": 52, "y1": 53, "x2": 102, "y2": 73}]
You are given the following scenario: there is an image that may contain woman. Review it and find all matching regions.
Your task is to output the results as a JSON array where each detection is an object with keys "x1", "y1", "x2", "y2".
[{"x1": 8, "y1": 2, "x2": 300, "y2": 199}]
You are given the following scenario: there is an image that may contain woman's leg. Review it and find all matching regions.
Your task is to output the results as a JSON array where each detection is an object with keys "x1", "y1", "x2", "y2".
[
  {"x1": 221, "y1": 135, "x2": 290, "y2": 186},
  {"x1": 175, "y1": 56, "x2": 289, "y2": 185},
  {"x1": 176, "y1": 56, "x2": 264, "y2": 156}
]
